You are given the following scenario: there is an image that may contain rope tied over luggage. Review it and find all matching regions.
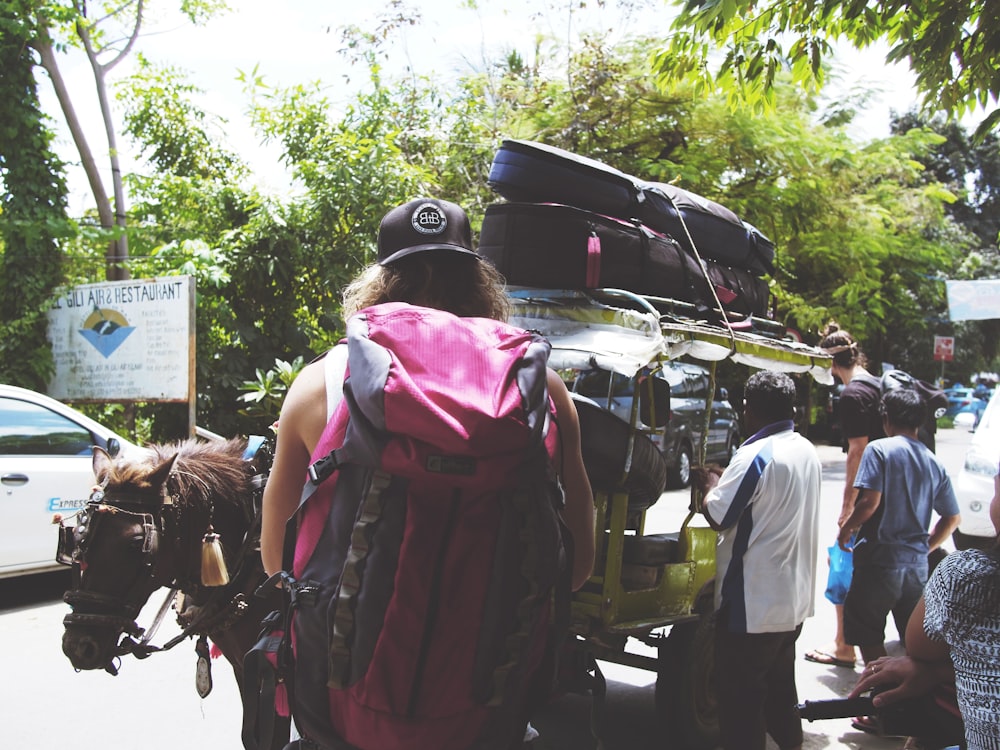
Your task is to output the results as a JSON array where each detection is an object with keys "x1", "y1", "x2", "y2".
[{"x1": 663, "y1": 192, "x2": 738, "y2": 356}]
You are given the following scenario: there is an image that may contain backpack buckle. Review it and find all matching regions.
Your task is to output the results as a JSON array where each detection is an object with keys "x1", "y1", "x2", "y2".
[
  {"x1": 308, "y1": 451, "x2": 339, "y2": 485},
  {"x1": 289, "y1": 580, "x2": 320, "y2": 608}
]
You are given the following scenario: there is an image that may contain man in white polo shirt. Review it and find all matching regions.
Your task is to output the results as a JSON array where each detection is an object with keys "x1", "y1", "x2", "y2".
[{"x1": 692, "y1": 370, "x2": 822, "y2": 750}]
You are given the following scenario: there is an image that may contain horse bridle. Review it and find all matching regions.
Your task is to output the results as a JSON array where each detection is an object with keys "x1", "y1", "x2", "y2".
[
  {"x1": 59, "y1": 490, "x2": 168, "y2": 642},
  {"x1": 58, "y1": 458, "x2": 268, "y2": 671}
]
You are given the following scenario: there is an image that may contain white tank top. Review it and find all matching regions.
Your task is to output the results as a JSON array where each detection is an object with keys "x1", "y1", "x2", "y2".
[{"x1": 323, "y1": 344, "x2": 348, "y2": 422}]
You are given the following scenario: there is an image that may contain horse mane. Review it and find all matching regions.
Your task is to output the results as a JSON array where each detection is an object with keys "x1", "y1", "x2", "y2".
[{"x1": 105, "y1": 437, "x2": 252, "y2": 511}]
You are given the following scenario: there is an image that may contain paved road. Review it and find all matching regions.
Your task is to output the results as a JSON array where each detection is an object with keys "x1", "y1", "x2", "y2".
[{"x1": 0, "y1": 428, "x2": 973, "y2": 750}]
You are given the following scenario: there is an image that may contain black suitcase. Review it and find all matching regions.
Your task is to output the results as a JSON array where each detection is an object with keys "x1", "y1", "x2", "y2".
[
  {"x1": 479, "y1": 202, "x2": 770, "y2": 318},
  {"x1": 488, "y1": 139, "x2": 776, "y2": 276}
]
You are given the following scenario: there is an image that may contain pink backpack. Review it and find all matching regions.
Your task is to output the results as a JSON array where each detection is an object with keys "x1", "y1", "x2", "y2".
[{"x1": 243, "y1": 302, "x2": 570, "y2": 750}]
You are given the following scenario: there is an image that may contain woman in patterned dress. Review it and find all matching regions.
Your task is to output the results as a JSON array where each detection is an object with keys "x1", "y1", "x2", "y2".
[{"x1": 851, "y1": 461, "x2": 1000, "y2": 750}]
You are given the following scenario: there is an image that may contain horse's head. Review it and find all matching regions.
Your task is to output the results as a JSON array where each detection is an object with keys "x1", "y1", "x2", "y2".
[{"x1": 58, "y1": 438, "x2": 259, "y2": 674}]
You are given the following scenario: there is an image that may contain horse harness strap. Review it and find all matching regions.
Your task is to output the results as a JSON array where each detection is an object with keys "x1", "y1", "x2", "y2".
[
  {"x1": 139, "y1": 508, "x2": 266, "y2": 656},
  {"x1": 175, "y1": 502, "x2": 267, "y2": 633}
]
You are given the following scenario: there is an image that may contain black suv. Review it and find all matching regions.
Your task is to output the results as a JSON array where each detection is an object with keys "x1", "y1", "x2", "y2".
[{"x1": 572, "y1": 361, "x2": 741, "y2": 488}]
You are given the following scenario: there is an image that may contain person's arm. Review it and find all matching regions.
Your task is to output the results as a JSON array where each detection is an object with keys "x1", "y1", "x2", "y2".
[
  {"x1": 928, "y1": 514, "x2": 961, "y2": 552},
  {"x1": 260, "y1": 361, "x2": 329, "y2": 576},
  {"x1": 690, "y1": 466, "x2": 725, "y2": 530},
  {"x1": 840, "y1": 435, "x2": 868, "y2": 525},
  {"x1": 547, "y1": 370, "x2": 595, "y2": 591},
  {"x1": 849, "y1": 597, "x2": 954, "y2": 706},
  {"x1": 904, "y1": 596, "x2": 954, "y2": 665},
  {"x1": 838, "y1": 487, "x2": 881, "y2": 551},
  {"x1": 848, "y1": 653, "x2": 952, "y2": 706}
]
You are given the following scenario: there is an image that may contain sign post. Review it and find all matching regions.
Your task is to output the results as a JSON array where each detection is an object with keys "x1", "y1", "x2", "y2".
[
  {"x1": 933, "y1": 336, "x2": 955, "y2": 362},
  {"x1": 47, "y1": 276, "x2": 196, "y2": 434},
  {"x1": 933, "y1": 335, "x2": 955, "y2": 385}
]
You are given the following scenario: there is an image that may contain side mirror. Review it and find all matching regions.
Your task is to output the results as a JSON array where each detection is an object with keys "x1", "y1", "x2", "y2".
[
  {"x1": 638, "y1": 374, "x2": 671, "y2": 428},
  {"x1": 106, "y1": 437, "x2": 121, "y2": 458},
  {"x1": 717, "y1": 386, "x2": 729, "y2": 401}
]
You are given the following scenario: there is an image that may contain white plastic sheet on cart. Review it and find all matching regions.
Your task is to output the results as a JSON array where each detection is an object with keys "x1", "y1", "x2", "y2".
[{"x1": 507, "y1": 288, "x2": 833, "y2": 384}]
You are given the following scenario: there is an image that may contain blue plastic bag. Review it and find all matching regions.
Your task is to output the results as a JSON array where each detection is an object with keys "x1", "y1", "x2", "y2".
[{"x1": 824, "y1": 542, "x2": 853, "y2": 605}]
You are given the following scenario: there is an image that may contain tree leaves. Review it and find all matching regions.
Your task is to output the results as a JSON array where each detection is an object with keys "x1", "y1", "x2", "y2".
[
  {"x1": 657, "y1": 0, "x2": 997, "y2": 139},
  {"x1": 0, "y1": 3, "x2": 72, "y2": 388}
]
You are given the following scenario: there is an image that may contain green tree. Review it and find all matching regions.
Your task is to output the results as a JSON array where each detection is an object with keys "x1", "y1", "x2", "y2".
[
  {"x1": 657, "y1": 1, "x2": 998, "y2": 137},
  {"x1": 115, "y1": 41, "x2": 439, "y2": 436},
  {"x1": 0, "y1": 2, "x2": 73, "y2": 388},
  {"x1": 16, "y1": 0, "x2": 226, "y2": 281},
  {"x1": 93, "y1": 15, "x2": 967, "y2": 434},
  {"x1": 891, "y1": 111, "x2": 1000, "y2": 377},
  {"x1": 892, "y1": 111, "x2": 1000, "y2": 245}
]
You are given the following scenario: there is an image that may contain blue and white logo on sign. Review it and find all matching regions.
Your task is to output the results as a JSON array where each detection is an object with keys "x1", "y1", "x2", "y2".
[{"x1": 78, "y1": 306, "x2": 135, "y2": 359}]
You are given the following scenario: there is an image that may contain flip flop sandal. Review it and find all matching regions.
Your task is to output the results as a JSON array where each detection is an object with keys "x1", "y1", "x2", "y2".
[
  {"x1": 804, "y1": 649, "x2": 856, "y2": 669},
  {"x1": 851, "y1": 716, "x2": 879, "y2": 734}
]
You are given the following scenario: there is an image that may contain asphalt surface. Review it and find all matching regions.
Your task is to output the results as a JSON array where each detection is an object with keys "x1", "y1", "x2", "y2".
[{"x1": 0, "y1": 428, "x2": 974, "y2": 750}]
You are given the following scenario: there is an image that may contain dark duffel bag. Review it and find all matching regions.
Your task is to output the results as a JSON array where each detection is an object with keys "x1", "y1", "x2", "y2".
[
  {"x1": 642, "y1": 182, "x2": 775, "y2": 277},
  {"x1": 488, "y1": 139, "x2": 775, "y2": 276},
  {"x1": 479, "y1": 202, "x2": 770, "y2": 318}
]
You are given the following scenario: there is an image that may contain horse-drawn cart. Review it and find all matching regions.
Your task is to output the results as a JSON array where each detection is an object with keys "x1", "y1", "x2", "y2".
[
  {"x1": 55, "y1": 282, "x2": 831, "y2": 750},
  {"x1": 508, "y1": 287, "x2": 832, "y2": 749}
]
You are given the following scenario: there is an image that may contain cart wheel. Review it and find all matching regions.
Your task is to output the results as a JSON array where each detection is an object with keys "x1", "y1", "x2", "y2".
[{"x1": 655, "y1": 611, "x2": 719, "y2": 750}]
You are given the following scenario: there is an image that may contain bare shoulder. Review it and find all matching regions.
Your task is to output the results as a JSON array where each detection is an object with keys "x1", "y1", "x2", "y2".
[
  {"x1": 546, "y1": 369, "x2": 578, "y2": 421},
  {"x1": 285, "y1": 357, "x2": 326, "y2": 406},
  {"x1": 279, "y1": 357, "x2": 329, "y2": 452}
]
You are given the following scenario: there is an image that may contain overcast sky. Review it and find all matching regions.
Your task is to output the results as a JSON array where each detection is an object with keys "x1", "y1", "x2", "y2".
[{"x1": 40, "y1": 0, "x2": 922, "y2": 213}]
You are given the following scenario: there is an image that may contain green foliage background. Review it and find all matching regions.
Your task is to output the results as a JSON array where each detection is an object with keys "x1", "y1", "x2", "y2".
[
  {"x1": 2, "y1": 3, "x2": 998, "y2": 441},
  {"x1": 0, "y1": 2, "x2": 72, "y2": 389}
]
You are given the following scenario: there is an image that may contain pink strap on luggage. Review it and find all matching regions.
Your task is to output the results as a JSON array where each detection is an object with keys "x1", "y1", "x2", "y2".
[{"x1": 586, "y1": 232, "x2": 601, "y2": 287}]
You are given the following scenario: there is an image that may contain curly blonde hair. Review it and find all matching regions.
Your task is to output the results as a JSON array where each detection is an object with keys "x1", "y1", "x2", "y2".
[{"x1": 342, "y1": 252, "x2": 511, "y2": 321}]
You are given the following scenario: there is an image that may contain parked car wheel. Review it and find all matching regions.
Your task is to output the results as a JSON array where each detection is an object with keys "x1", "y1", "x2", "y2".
[{"x1": 667, "y1": 442, "x2": 693, "y2": 490}]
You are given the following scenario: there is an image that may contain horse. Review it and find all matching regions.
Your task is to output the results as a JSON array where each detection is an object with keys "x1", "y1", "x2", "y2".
[{"x1": 57, "y1": 435, "x2": 290, "y2": 749}]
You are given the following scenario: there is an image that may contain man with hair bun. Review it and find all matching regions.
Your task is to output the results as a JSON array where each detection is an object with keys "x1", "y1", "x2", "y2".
[{"x1": 805, "y1": 324, "x2": 884, "y2": 669}]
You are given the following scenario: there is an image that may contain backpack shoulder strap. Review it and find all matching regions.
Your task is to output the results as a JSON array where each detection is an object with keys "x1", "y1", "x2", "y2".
[{"x1": 851, "y1": 373, "x2": 882, "y2": 396}]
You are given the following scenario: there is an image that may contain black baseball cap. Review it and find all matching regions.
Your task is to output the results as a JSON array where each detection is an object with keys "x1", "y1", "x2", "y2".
[{"x1": 377, "y1": 198, "x2": 480, "y2": 265}]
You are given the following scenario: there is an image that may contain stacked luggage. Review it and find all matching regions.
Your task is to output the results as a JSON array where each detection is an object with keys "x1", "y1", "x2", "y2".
[{"x1": 480, "y1": 139, "x2": 777, "y2": 322}]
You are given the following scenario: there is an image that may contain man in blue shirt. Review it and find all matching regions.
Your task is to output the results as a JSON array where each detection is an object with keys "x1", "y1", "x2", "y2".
[
  {"x1": 693, "y1": 370, "x2": 821, "y2": 750},
  {"x1": 838, "y1": 387, "x2": 961, "y2": 666}
]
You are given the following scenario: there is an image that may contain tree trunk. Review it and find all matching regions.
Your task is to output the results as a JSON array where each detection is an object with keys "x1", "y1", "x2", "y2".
[
  {"x1": 76, "y1": 8, "x2": 134, "y2": 281},
  {"x1": 33, "y1": 27, "x2": 115, "y2": 233}
]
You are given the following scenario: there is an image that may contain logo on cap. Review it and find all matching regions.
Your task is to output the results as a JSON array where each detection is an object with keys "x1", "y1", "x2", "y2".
[{"x1": 411, "y1": 202, "x2": 448, "y2": 236}]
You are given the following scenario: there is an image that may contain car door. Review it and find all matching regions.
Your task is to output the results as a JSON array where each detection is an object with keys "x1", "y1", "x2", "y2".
[
  {"x1": 671, "y1": 366, "x2": 704, "y2": 449},
  {"x1": 0, "y1": 396, "x2": 97, "y2": 576}
]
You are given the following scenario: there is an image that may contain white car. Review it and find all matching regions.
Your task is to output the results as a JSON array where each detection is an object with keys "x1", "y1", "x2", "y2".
[
  {"x1": 953, "y1": 386, "x2": 1000, "y2": 549},
  {"x1": 0, "y1": 384, "x2": 137, "y2": 579}
]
